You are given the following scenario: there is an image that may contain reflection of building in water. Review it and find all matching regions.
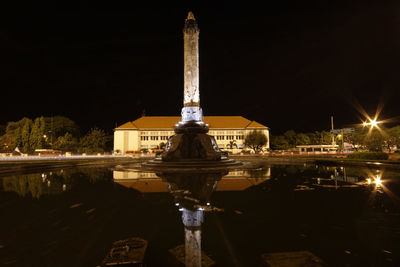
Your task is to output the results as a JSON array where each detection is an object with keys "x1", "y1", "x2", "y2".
[
  {"x1": 113, "y1": 168, "x2": 270, "y2": 193},
  {"x1": 113, "y1": 171, "x2": 158, "y2": 179}
]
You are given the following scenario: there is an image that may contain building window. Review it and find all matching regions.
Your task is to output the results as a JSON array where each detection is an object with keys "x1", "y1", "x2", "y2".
[{"x1": 141, "y1": 136, "x2": 149, "y2": 141}]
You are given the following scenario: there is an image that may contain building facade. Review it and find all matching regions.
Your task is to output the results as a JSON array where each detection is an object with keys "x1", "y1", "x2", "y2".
[{"x1": 114, "y1": 116, "x2": 269, "y2": 154}]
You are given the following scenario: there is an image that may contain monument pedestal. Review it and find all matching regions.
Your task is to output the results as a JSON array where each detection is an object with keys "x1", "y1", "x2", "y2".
[{"x1": 161, "y1": 122, "x2": 221, "y2": 162}]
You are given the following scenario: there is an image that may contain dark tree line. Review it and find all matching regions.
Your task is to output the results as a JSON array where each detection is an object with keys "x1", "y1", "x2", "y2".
[
  {"x1": 270, "y1": 130, "x2": 332, "y2": 150},
  {"x1": 0, "y1": 116, "x2": 112, "y2": 154}
]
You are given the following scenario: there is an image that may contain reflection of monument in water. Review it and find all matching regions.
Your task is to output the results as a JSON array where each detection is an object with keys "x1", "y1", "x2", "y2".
[
  {"x1": 113, "y1": 167, "x2": 271, "y2": 266},
  {"x1": 161, "y1": 171, "x2": 224, "y2": 267}
]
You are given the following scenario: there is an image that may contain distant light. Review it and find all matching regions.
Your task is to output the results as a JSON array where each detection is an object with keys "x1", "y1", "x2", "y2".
[
  {"x1": 206, "y1": 202, "x2": 210, "y2": 206},
  {"x1": 179, "y1": 208, "x2": 184, "y2": 211},
  {"x1": 367, "y1": 178, "x2": 372, "y2": 185},
  {"x1": 175, "y1": 203, "x2": 179, "y2": 206},
  {"x1": 363, "y1": 121, "x2": 368, "y2": 127}
]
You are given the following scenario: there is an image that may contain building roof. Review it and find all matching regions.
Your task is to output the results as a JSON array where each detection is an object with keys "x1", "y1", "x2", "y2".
[
  {"x1": 117, "y1": 121, "x2": 138, "y2": 129},
  {"x1": 116, "y1": 116, "x2": 268, "y2": 130},
  {"x1": 246, "y1": 121, "x2": 267, "y2": 128}
]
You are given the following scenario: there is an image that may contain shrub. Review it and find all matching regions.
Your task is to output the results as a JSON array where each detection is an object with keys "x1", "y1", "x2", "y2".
[{"x1": 347, "y1": 152, "x2": 389, "y2": 160}]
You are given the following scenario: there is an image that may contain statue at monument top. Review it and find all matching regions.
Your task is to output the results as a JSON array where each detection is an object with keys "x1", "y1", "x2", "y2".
[
  {"x1": 183, "y1": 11, "x2": 199, "y2": 34},
  {"x1": 186, "y1": 11, "x2": 195, "y2": 21}
]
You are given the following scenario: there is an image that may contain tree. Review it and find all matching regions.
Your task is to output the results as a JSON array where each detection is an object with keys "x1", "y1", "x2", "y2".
[
  {"x1": 227, "y1": 140, "x2": 237, "y2": 149},
  {"x1": 295, "y1": 133, "x2": 311, "y2": 145},
  {"x1": 320, "y1": 131, "x2": 333, "y2": 145},
  {"x1": 1, "y1": 118, "x2": 32, "y2": 151},
  {"x1": 53, "y1": 133, "x2": 79, "y2": 152},
  {"x1": 13, "y1": 127, "x2": 22, "y2": 150},
  {"x1": 284, "y1": 130, "x2": 296, "y2": 148},
  {"x1": 44, "y1": 116, "x2": 81, "y2": 144},
  {"x1": 29, "y1": 117, "x2": 46, "y2": 150},
  {"x1": 345, "y1": 127, "x2": 368, "y2": 151},
  {"x1": 21, "y1": 120, "x2": 32, "y2": 153},
  {"x1": 270, "y1": 135, "x2": 290, "y2": 150},
  {"x1": 386, "y1": 126, "x2": 400, "y2": 151},
  {"x1": 79, "y1": 128, "x2": 109, "y2": 154},
  {"x1": 364, "y1": 129, "x2": 385, "y2": 152},
  {"x1": 244, "y1": 130, "x2": 268, "y2": 153}
]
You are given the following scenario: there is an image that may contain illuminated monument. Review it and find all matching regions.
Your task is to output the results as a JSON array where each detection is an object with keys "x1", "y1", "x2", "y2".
[
  {"x1": 181, "y1": 11, "x2": 202, "y2": 123},
  {"x1": 156, "y1": 12, "x2": 239, "y2": 164}
]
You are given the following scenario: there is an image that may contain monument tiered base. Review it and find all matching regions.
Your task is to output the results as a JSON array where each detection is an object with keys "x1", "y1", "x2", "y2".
[
  {"x1": 142, "y1": 121, "x2": 242, "y2": 170},
  {"x1": 161, "y1": 121, "x2": 221, "y2": 162}
]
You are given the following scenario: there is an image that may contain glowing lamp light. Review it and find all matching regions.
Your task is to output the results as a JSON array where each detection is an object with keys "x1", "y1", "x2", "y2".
[
  {"x1": 374, "y1": 176, "x2": 382, "y2": 186},
  {"x1": 367, "y1": 178, "x2": 372, "y2": 185},
  {"x1": 361, "y1": 118, "x2": 382, "y2": 128}
]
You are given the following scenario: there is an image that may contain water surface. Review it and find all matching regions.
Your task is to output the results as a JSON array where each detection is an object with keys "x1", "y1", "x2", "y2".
[{"x1": 0, "y1": 163, "x2": 399, "y2": 266}]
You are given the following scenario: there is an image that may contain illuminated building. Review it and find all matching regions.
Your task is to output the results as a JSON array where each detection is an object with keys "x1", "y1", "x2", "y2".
[{"x1": 113, "y1": 116, "x2": 269, "y2": 154}]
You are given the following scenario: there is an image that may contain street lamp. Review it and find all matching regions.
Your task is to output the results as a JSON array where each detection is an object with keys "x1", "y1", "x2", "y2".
[
  {"x1": 362, "y1": 118, "x2": 381, "y2": 128},
  {"x1": 370, "y1": 119, "x2": 378, "y2": 128}
]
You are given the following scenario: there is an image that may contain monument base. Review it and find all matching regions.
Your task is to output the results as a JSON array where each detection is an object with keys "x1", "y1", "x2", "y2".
[{"x1": 161, "y1": 121, "x2": 222, "y2": 162}]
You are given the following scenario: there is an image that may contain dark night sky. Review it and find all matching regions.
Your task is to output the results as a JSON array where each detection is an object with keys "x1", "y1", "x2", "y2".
[{"x1": 1, "y1": 1, "x2": 400, "y2": 135}]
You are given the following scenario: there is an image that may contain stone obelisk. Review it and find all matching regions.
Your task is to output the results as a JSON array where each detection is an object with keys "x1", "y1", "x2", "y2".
[
  {"x1": 181, "y1": 11, "x2": 202, "y2": 123},
  {"x1": 160, "y1": 12, "x2": 222, "y2": 161}
]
